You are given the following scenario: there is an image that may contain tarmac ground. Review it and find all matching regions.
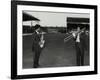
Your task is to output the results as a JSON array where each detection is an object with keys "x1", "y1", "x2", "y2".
[{"x1": 23, "y1": 33, "x2": 89, "y2": 69}]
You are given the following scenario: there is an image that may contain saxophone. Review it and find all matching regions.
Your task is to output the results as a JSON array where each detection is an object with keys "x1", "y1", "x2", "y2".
[{"x1": 39, "y1": 32, "x2": 45, "y2": 48}]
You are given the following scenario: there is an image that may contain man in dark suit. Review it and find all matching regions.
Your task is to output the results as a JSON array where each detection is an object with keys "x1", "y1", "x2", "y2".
[
  {"x1": 72, "y1": 27, "x2": 86, "y2": 66},
  {"x1": 32, "y1": 24, "x2": 42, "y2": 68}
]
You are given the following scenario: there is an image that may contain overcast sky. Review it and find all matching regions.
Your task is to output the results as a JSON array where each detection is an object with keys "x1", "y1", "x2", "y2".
[{"x1": 23, "y1": 11, "x2": 90, "y2": 27}]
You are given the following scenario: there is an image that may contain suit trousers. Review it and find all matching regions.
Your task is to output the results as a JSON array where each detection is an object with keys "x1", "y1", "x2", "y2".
[
  {"x1": 75, "y1": 42, "x2": 84, "y2": 66},
  {"x1": 33, "y1": 49, "x2": 41, "y2": 68}
]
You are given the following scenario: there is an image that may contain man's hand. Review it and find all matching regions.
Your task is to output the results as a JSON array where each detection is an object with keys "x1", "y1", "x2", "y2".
[{"x1": 72, "y1": 32, "x2": 76, "y2": 38}]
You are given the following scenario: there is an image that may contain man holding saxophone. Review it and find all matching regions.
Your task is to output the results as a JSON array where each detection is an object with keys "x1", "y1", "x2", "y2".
[{"x1": 32, "y1": 24, "x2": 45, "y2": 68}]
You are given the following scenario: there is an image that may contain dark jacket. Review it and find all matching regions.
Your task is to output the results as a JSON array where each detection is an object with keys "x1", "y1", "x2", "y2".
[
  {"x1": 74, "y1": 32, "x2": 87, "y2": 50},
  {"x1": 32, "y1": 31, "x2": 41, "y2": 52}
]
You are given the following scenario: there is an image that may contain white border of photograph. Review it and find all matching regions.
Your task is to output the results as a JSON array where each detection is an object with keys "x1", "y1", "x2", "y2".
[{"x1": 17, "y1": 5, "x2": 94, "y2": 75}]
